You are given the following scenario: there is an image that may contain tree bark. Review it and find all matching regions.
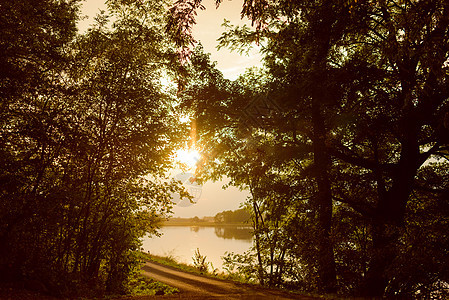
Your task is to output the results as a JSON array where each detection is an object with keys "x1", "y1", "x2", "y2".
[
  {"x1": 363, "y1": 104, "x2": 420, "y2": 296},
  {"x1": 311, "y1": 99, "x2": 337, "y2": 293}
]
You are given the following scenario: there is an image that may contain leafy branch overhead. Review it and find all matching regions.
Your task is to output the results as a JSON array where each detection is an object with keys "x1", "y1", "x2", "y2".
[
  {"x1": 0, "y1": 0, "x2": 186, "y2": 296},
  {"x1": 166, "y1": 0, "x2": 206, "y2": 62},
  {"x1": 175, "y1": 0, "x2": 449, "y2": 297},
  {"x1": 1, "y1": 0, "x2": 449, "y2": 299}
]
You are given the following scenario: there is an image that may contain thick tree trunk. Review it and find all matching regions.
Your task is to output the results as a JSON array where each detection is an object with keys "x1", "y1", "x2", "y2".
[
  {"x1": 312, "y1": 99, "x2": 337, "y2": 293},
  {"x1": 362, "y1": 222, "x2": 398, "y2": 296},
  {"x1": 363, "y1": 111, "x2": 420, "y2": 296}
]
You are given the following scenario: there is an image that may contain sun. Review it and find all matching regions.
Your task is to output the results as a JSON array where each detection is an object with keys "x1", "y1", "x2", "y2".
[{"x1": 174, "y1": 149, "x2": 201, "y2": 170}]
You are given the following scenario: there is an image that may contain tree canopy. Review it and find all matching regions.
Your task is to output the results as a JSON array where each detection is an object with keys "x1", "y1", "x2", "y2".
[
  {"x1": 171, "y1": 0, "x2": 449, "y2": 297},
  {"x1": 1, "y1": 0, "x2": 448, "y2": 298},
  {"x1": 0, "y1": 0, "x2": 187, "y2": 295}
]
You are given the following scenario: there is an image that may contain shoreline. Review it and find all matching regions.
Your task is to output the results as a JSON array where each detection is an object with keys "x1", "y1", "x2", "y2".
[{"x1": 162, "y1": 222, "x2": 252, "y2": 227}]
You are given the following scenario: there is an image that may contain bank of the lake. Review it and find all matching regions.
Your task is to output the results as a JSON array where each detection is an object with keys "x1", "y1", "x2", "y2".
[
  {"x1": 163, "y1": 221, "x2": 252, "y2": 227},
  {"x1": 141, "y1": 225, "x2": 253, "y2": 271}
]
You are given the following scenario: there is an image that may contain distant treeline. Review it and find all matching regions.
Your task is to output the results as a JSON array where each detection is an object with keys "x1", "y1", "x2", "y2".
[
  {"x1": 214, "y1": 208, "x2": 250, "y2": 224},
  {"x1": 165, "y1": 208, "x2": 251, "y2": 225}
]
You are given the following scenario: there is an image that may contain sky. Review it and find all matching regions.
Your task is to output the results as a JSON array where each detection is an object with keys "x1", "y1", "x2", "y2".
[
  {"x1": 79, "y1": 0, "x2": 258, "y2": 217},
  {"x1": 192, "y1": 0, "x2": 262, "y2": 80},
  {"x1": 79, "y1": 0, "x2": 262, "y2": 80}
]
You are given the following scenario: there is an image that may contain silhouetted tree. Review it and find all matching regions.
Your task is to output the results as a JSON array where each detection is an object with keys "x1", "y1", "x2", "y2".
[
  {"x1": 169, "y1": 0, "x2": 449, "y2": 297},
  {"x1": 0, "y1": 0, "x2": 186, "y2": 295}
]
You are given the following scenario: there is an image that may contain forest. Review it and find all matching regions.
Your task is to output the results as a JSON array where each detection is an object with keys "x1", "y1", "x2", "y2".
[
  {"x1": 214, "y1": 208, "x2": 251, "y2": 224},
  {"x1": 1, "y1": 0, "x2": 449, "y2": 298}
]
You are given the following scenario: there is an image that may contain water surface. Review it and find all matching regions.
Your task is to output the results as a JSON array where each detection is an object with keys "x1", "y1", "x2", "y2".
[{"x1": 141, "y1": 226, "x2": 253, "y2": 271}]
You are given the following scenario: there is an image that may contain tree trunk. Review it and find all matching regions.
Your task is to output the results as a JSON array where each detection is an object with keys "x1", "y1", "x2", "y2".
[
  {"x1": 362, "y1": 222, "x2": 398, "y2": 296},
  {"x1": 252, "y1": 198, "x2": 265, "y2": 286},
  {"x1": 363, "y1": 110, "x2": 420, "y2": 296},
  {"x1": 249, "y1": 181, "x2": 266, "y2": 286},
  {"x1": 311, "y1": 99, "x2": 337, "y2": 293}
]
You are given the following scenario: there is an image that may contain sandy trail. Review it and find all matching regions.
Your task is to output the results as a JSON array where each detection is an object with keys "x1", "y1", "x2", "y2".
[{"x1": 141, "y1": 261, "x2": 318, "y2": 299}]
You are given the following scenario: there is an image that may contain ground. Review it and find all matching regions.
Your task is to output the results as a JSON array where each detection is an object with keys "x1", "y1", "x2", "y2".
[
  {"x1": 137, "y1": 261, "x2": 320, "y2": 300},
  {"x1": 0, "y1": 261, "x2": 321, "y2": 299}
]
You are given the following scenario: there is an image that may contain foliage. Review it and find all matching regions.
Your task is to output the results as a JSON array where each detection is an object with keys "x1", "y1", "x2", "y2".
[
  {"x1": 0, "y1": 0, "x2": 187, "y2": 296},
  {"x1": 214, "y1": 208, "x2": 251, "y2": 224},
  {"x1": 192, "y1": 248, "x2": 209, "y2": 273},
  {"x1": 125, "y1": 262, "x2": 179, "y2": 296},
  {"x1": 142, "y1": 251, "x2": 220, "y2": 278},
  {"x1": 222, "y1": 250, "x2": 259, "y2": 283},
  {"x1": 170, "y1": 0, "x2": 449, "y2": 298},
  {"x1": 166, "y1": 0, "x2": 206, "y2": 63},
  {"x1": 138, "y1": 251, "x2": 179, "y2": 266}
]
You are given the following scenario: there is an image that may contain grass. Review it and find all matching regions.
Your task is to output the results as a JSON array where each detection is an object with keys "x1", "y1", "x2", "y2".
[
  {"x1": 125, "y1": 271, "x2": 179, "y2": 297},
  {"x1": 136, "y1": 251, "x2": 337, "y2": 299},
  {"x1": 137, "y1": 251, "x2": 252, "y2": 284},
  {"x1": 119, "y1": 252, "x2": 180, "y2": 297},
  {"x1": 0, "y1": 272, "x2": 179, "y2": 300},
  {"x1": 137, "y1": 251, "x2": 207, "y2": 276}
]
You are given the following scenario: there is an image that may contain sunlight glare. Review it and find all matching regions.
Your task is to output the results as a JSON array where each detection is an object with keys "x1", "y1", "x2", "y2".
[
  {"x1": 179, "y1": 114, "x2": 191, "y2": 123},
  {"x1": 174, "y1": 149, "x2": 201, "y2": 170}
]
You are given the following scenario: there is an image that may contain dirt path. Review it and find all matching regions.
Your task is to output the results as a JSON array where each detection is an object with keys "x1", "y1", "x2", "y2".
[{"x1": 140, "y1": 261, "x2": 319, "y2": 300}]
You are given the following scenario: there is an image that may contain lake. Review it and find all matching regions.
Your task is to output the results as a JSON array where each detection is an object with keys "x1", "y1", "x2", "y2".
[{"x1": 141, "y1": 226, "x2": 253, "y2": 271}]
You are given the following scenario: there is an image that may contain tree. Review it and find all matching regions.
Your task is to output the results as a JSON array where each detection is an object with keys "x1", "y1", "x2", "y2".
[
  {"x1": 0, "y1": 0, "x2": 81, "y2": 280},
  {"x1": 169, "y1": 0, "x2": 449, "y2": 297},
  {"x1": 221, "y1": 0, "x2": 449, "y2": 296},
  {"x1": 214, "y1": 209, "x2": 250, "y2": 224},
  {"x1": 0, "y1": 0, "x2": 186, "y2": 295}
]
